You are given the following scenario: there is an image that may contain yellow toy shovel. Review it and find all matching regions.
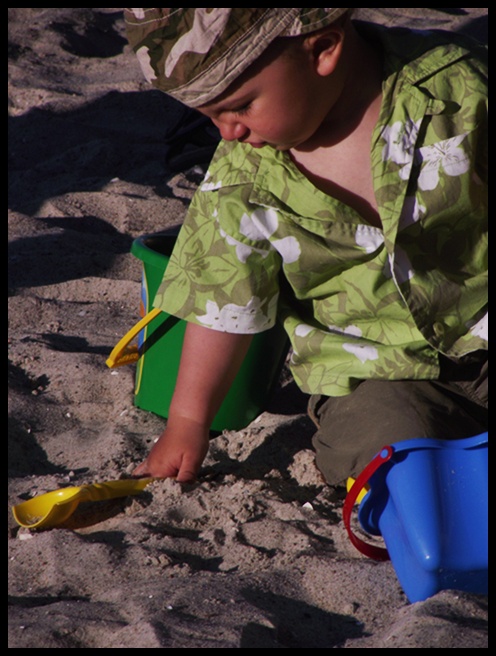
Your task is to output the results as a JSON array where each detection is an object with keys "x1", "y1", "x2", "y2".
[{"x1": 12, "y1": 478, "x2": 154, "y2": 530}]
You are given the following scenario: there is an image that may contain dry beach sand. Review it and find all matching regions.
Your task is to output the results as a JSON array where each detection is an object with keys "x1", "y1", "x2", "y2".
[{"x1": 8, "y1": 8, "x2": 488, "y2": 649}]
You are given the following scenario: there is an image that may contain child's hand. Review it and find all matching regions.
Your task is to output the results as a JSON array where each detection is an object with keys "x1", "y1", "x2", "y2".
[
  {"x1": 132, "y1": 323, "x2": 253, "y2": 482},
  {"x1": 133, "y1": 418, "x2": 210, "y2": 482}
]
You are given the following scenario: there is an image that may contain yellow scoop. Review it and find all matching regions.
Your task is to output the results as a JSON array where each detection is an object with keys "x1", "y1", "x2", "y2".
[{"x1": 12, "y1": 478, "x2": 154, "y2": 530}]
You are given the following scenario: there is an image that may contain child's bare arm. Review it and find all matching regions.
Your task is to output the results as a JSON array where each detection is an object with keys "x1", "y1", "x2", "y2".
[{"x1": 133, "y1": 322, "x2": 253, "y2": 481}]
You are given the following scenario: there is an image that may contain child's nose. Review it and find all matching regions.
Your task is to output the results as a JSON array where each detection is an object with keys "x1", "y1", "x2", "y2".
[{"x1": 213, "y1": 118, "x2": 248, "y2": 142}]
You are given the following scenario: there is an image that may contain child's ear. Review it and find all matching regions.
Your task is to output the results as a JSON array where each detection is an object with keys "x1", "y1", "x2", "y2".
[{"x1": 305, "y1": 26, "x2": 345, "y2": 77}]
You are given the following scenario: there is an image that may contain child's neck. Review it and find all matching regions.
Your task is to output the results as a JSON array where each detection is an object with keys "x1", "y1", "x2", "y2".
[
  {"x1": 290, "y1": 29, "x2": 384, "y2": 228},
  {"x1": 300, "y1": 27, "x2": 383, "y2": 150}
]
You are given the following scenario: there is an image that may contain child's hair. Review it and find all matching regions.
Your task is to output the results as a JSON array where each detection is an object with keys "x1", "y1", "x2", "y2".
[{"x1": 124, "y1": 8, "x2": 351, "y2": 108}]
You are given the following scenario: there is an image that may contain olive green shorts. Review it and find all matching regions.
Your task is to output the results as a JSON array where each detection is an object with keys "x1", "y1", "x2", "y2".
[{"x1": 309, "y1": 350, "x2": 488, "y2": 486}]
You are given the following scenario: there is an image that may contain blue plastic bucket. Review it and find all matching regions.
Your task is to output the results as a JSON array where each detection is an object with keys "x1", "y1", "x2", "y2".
[{"x1": 344, "y1": 433, "x2": 488, "y2": 603}]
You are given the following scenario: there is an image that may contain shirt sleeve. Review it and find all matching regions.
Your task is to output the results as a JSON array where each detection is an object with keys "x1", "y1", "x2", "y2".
[{"x1": 152, "y1": 179, "x2": 283, "y2": 334}]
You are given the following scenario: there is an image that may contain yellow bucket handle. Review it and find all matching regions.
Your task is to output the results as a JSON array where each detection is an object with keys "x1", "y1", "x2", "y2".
[
  {"x1": 106, "y1": 308, "x2": 161, "y2": 368},
  {"x1": 346, "y1": 477, "x2": 369, "y2": 504}
]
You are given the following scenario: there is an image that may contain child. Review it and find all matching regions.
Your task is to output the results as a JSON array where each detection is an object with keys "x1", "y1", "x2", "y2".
[{"x1": 124, "y1": 9, "x2": 488, "y2": 484}]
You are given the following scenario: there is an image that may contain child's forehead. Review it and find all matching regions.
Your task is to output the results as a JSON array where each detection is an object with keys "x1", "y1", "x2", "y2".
[{"x1": 124, "y1": 8, "x2": 350, "y2": 108}]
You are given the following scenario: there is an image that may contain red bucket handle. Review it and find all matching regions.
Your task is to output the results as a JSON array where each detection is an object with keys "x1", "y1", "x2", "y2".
[{"x1": 342, "y1": 446, "x2": 394, "y2": 561}]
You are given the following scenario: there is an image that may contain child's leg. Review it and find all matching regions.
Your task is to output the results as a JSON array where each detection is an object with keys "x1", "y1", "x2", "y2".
[{"x1": 310, "y1": 352, "x2": 487, "y2": 486}]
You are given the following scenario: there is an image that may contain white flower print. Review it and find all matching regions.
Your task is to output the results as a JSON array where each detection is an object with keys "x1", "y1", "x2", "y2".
[
  {"x1": 295, "y1": 324, "x2": 314, "y2": 338},
  {"x1": 291, "y1": 324, "x2": 313, "y2": 363},
  {"x1": 239, "y1": 208, "x2": 279, "y2": 240},
  {"x1": 272, "y1": 236, "x2": 301, "y2": 264},
  {"x1": 327, "y1": 324, "x2": 362, "y2": 338},
  {"x1": 219, "y1": 209, "x2": 278, "y2": 263},
  {"x1": 221, "y1": 207, "x2": 301, "y2": 264},
  {"x1": 219, "y1": 228, "x2": 267, "y2": 263},
  {"x1": 469, "y1": 313, "x2": 488, "y2": 341},
  {"x1": 383, "y1": 124, "x2": 470, "y2": 190},
  {"x1": 342, "y1": 343, "x2": 379, "y2": 364},
  {"x1": 381, "y1": 119, "x2": 421, "y2": 166},
  {"x1": 200, "y1": 171, "x2": 222, "y2": 191},
  {"x1": 196, "y1": 296, "x2": 273, "y2": 333},
  {"x1": 355, "y1": 225, "x2": 384, "y2": 253},
  {"x1": 416, "y1": 134, "x2": 470, "y2": 191}
]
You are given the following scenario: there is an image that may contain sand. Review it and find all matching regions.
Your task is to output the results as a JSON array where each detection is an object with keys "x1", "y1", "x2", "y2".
[{"x1": 8, "y1": 8, "x2": 488, "y2": 649}]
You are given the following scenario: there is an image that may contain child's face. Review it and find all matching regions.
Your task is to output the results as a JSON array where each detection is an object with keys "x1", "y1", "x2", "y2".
[{"x1": 197, "y1": 39, "x2": 340, "y2": 152}]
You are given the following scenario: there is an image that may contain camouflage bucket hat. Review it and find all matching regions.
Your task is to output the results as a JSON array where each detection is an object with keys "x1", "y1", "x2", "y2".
[{"x1": 124, "y1": 8, "x2": 350, "y2": 108}]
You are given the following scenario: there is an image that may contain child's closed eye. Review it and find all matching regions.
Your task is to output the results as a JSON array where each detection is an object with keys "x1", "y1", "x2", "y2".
[{"x1": 233, "y1": 102, "x2": 252, "y2": 116}]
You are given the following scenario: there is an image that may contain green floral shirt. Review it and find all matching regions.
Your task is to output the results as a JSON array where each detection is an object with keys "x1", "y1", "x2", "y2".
[{"x1": 154, "y1": 24, "x2": 488, "y2": 396}]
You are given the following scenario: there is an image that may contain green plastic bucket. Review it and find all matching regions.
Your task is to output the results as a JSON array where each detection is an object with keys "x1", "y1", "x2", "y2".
[{"x1": 130, "y1": 231, "x2": 290, "y2": 432}]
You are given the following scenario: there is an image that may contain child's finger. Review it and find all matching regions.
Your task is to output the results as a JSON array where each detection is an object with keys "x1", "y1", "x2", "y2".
[
  {"x1": 175, "y1": 455, "x2": 201, "y2": 482},
  {"x1": 132, "y1": 462, "x2": 149, "y2": 476}
]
